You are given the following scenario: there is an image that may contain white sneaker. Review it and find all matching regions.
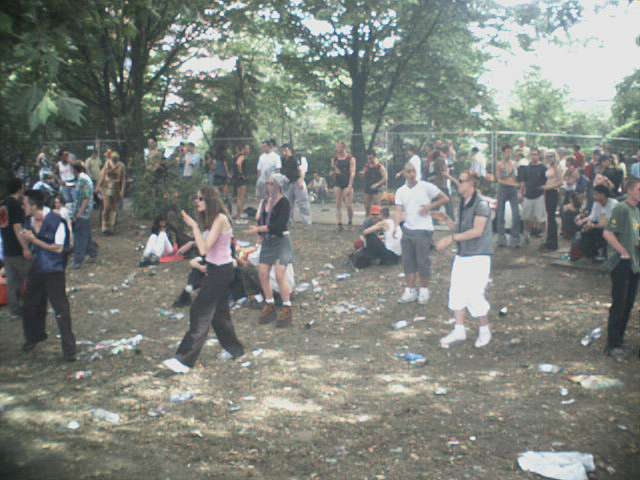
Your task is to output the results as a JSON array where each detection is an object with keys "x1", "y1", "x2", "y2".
[
  {"x1": 440, "y1": 325, "x2": 467, "y2": 349},
  {"x1": 162, "y1": 358, "x2": 190, "y2": 374},
  {"x1": 218, "y1": 351, "x2": 233, "y2": 361},
  {"x1": 398, "y1": 288, "x2": 418, "y2": 303},
  {"x1": 474, "y1": 326, "x2": 492, "y2": 348},
  {"x1": 417, "y1": 288, "x2": 430, "y2": 304}
]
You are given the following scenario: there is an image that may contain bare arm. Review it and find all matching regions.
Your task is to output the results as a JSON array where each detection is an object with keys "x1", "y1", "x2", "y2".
[
  {"x1": 348, "y1": 157, "x2": 356, "y2": 187},
  {"x1": 603, "y1": 230, "x2": 630, "y2": 258},
  {"x1": 376, "y1": 165, "x2": 388, "y2": 188},
  {"x1": 13, "y1": 223, "x2": 29, "y2": 251},
  {"x1": 423, "y1": 192, "x2": 449, "y2": 214}
]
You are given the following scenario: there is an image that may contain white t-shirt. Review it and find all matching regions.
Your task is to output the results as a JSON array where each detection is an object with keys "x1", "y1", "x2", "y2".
[
  {"x1": 589, "y1": 198, "x2": 618, "y2": 223},
  {"x1": 470, "y1": 153, "x2": 487, "y2": 177},
  {"x1": 409, "y1": 155, "x2": 421, "y2": 177},
  {"x1": 257, "y1": 152, "x2": 282, "y2": 182},
  {"x1": 383, "y1": 218, "x2": 402, "y2": 255},
  {"x1": 395, "y1": 180, "x2": 443, "y2": 231},
  {"x1": 58, "y1": 161, "x2": 75, "y2": 183}
]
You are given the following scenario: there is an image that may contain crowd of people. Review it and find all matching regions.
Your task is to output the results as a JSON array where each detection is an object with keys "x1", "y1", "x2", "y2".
[{"x1": 1, "y1": 136, "x2": 639, "y2": 370}]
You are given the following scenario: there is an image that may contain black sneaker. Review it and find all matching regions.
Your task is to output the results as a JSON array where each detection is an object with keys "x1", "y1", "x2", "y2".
[
  {"x1": 63, "y1": 354, "x2": 77, "y2": 362},
  {"x1": 172, "y1": 290, "x2": 192, "y2": 308},
  {"x1": 22, "y1": 337, "x2": 46, "y2": 352}
]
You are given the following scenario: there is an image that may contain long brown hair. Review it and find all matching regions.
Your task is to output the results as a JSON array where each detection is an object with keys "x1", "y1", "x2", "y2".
[{"x1": 198, "y1": 185, "x2": 229, "y2": 228}]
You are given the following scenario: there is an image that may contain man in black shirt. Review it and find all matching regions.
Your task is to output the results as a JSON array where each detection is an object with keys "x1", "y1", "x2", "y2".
[
  {"x1": 518, "y1": 148, "x2": 547, "y2": 241},
  {"x1": 0, "y1": 178, "x2": 32, "y2": 317}
]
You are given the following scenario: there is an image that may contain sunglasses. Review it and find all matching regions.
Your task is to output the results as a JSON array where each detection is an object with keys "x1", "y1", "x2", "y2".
[
  {"x1": 194, "y1": 196, "x2": 204, "y2": 201},
  {"x1": 458, "y1": 177, "x2": 470, "y2": 183}
]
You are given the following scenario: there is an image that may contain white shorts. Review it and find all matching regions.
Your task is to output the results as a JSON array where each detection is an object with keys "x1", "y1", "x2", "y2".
[
  {"x1": 448, "y1": 255, "x2": 491, "y2": 318},
  {"x1": 522, "y1": 195, "x2": 546, "y2": 223}
]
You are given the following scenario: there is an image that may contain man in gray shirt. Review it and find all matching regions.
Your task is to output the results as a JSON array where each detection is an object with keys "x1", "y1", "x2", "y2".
[{"x1": 436, "y1": 171, "x2": 493, "y2": 348}]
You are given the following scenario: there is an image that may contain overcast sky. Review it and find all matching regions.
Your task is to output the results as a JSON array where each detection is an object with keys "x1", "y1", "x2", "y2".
[{"x1": 486, "y1": 0, "x2": 640, "y2": 115}]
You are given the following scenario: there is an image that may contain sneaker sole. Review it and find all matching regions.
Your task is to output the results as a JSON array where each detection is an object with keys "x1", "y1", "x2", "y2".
[{"x1": 440, "y1": 339, "x2": 466, "y2": 349}]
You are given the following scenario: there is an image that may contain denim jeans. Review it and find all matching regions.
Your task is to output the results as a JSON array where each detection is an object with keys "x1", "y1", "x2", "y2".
[
  {"x1": 73, "y1": 217, "x2": 98, "y2": 266},
  {"x1": 497, "y1": 185, "x2": 520, "y2": 243}
]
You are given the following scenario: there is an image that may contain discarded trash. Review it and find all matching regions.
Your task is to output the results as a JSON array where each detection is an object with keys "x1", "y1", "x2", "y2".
[
  {"x1": 241, "y1": 361, "x2": 251, "y2": 368},
  {"x1": 70, "y1": 370, "x2": 92, "y2": 381},
  {"x1": 218, "y1": 351, "x2": 233, "y2": 361},
  {"x1": 517, "y1": 451, "x2": 595, "y2": 480},
  {"x1": 568, "y1": 375, "x2": 623, "y2": 390},
  {"x1": 413, "y1": 316, "x2": 426, "y2": 322},
  {"x1": 323, "y1": 263, "x2": 335, "y2": 270},
  {"x1": 305, "y1": 320, "x2": 315, "y2": 329},
  {"x1": 160, "y1": 309, "x2": 185, "y2": 321},
  {"x1": 109, "y1": 309, "x2": 121, "y2": 315},
  {"x1": 434, "y1": 387, "x2": 448, "y2": 395},
  {"x1": 148, "y1": 408, "x2": 166, "y2": 418},
  {"x1": 170, "y1": 392, "x2": 194, "y2": 404},
  {"x1": 447, "y1": 438, "x2": 460, "y2": 447},
  {"x1": 560, "y1": 388, "x2": 569, "y2": 396},
  {"x1": 354, "y1": 307, "x2": 367, "y2": 314},
  {"x1": 580, "y1": 327, "x2": 602, "y2": 347},
  {"x1": 392, "y1": 320, "x2": 409, "y2": 330},
  {"x1": 252, "y1": 348, "x2": 264, "y2": 357},
  {"x1": 397, "y1": 272, "x2": 405, "y2": 278},
  {"x1": 67, "y1": 420, "x2": 80, "y2": 430},
  {"x1": 336, "y1": 273, "x2": 351, "y2": 281},
  {"x1": 395, "y1": 352, "x2": 426, "y2": 365},
  {"x1": 311, "y1": 278, "x2": 319, "y2": 287},
  {"x1": 91, "y1": 408, "x2": 120, "y2": 424},
  {"x1": 538, "y1": 364, "x2": 562, "y2": 374},
  {"x1": 561, "y1": 399, "x2": 576, "y2": 405},
  {"x1": 228, "y1": 405, "x2": 241, "y2": 413},
  {"x1": 189, "y1": 429, "x2": 203, "y2": 438},
  {"x1": 295, "y1": 282, "x2": 311, "y2": 293},
  {"x1": 499, "y1": 306, "x2": 508, "y2": 316},
  {"x1": 94, "y1": 334, "x2": 143, "y2": 356}
]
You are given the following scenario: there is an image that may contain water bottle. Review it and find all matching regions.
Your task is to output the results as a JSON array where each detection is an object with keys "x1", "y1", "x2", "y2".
[
  {"x1": 581, "y1": 327, "x2": 602, "y2": 346},
  {"x1": 392, "y1": 320, "x2": 409, "y2": 330},
  {"x1": 170, "y1": 392, "x2": 195, "y2": 404},
  {"x1": 91, "y1": 408, "x2": 120, "y2": 424}
]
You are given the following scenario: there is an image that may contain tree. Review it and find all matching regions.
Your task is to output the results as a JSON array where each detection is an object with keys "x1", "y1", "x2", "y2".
[
  {"x1": 611, "y1": 68, "x2": 640, "y2": 138},
  {"x1": 508, "y1": 67, "x2": 569, "y2": 133},
  {"x1": 269, "y1": 0, "x2": 589, "y2": 165}
]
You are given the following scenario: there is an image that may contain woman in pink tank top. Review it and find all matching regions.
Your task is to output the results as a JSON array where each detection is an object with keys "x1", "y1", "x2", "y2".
[{"x1": 163, "y1": 186, "x2": 244, "y2": 374}]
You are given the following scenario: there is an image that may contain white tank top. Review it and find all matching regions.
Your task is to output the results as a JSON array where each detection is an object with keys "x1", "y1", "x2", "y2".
[{"x1": 383, "y1": 219, "x2": 402, "y2": 255}]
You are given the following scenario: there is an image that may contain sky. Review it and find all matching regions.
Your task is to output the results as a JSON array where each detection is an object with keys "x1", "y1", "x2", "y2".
[{"x1": 485, "y1": 0, "x2": 640, "y2": 115}]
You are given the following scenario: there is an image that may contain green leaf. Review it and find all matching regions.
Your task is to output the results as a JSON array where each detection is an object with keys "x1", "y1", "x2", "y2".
[
  {"x1": 29, "y1": 92, "x2": 58, "y2": 131},
  {"x1": 55, "y1": 95, "x2": 87, "y2": 126}
]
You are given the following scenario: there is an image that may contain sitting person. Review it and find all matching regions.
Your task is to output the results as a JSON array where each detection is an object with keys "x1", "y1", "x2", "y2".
[
  {"x1": 139, "y1": 214, "x2": 174, "y2": 266},
  {"x1": 308, "y1": 172, "x2": 328, "y2": 205},
  {"x1": 575, "y1": 185, "x2": 618, "y2": 260},
  {"x1": 350, "y1": 206, "x2": 401, "y2": 268}
]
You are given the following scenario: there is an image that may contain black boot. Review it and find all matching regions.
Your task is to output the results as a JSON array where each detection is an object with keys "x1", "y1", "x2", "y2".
[{"x1": 172, "y1": 290, "x2": 192, "y2": 308}]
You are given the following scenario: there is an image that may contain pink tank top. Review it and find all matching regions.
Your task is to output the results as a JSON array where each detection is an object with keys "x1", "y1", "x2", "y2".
[{"x1": 205, "y1": 230, "x2": 233, "y2": 265}]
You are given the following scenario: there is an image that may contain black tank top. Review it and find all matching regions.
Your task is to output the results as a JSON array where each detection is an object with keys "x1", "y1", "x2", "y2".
[
  {"x1": 364, "y1": 163, "x2": 383, "y2": 188},
  {"x1": 335, "y1": 156, "x2": 350, "y2": 178},
  {"x1": 282, "y1": 155, "x2": 300, "y2": 182},
  {"x1": 232, "y1": 155, "x2": 244, "y2": 178}
]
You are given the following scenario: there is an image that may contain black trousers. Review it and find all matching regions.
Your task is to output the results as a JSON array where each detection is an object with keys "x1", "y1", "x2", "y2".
[
  {"x1": 364, "y1": 233, "x2": 401, "y2": 265},
  {"x1": 608, "y1": 259, "x2": 639, "y2": 349},
  {"x1": 23, "y1": 269, "x2": 76, "y2": 357},
  {"x1": 544, "y1": 189, "x2": 559, "y2": 249},
  {"x1": 581, "y1": 228, "x2": 605, "y2": 259},
  {"x1": 176, "y1": 262, "x2": 244, "y2": 367}
]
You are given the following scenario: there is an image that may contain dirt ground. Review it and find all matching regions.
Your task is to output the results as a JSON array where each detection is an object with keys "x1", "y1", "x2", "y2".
[{"x1": 0, "y1": 208, "x2": 639, "y2": 480}]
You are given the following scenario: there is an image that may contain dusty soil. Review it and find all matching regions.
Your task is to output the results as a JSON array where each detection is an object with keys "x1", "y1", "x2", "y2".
[{"x1": 0, "y1": 210, "x2": 639, "y2": 480}]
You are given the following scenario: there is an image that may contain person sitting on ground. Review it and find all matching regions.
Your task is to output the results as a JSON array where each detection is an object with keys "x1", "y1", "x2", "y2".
[
  {"x1": 139, "y1": 214, "x2": 174, "y2": 266},
  {"x1": 308, "y1": 172, "x2": 328, "y2": 204},
  {"x1": 575, "y1": 185, "x2": 618, "y2": 261},
  {"x1": 360, "y1": 206, "x2": 402, "y2": 266},
  {"x1": 600, "y1": 154, "x2": 623, "y2": 197}
]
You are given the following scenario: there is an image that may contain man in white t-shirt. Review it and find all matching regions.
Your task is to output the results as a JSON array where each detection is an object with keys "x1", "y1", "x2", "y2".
[
  {"x1": 182, "y1": 142, "x2": 200, "y2": 178},
  {"x1": 256, "y1": 140, "x2": 282, "y2": 199},
  {"x1": 395, "y1": 161, "x2": 449, "y2": 304},
  {"x1": 56, "y1": 150, "x2": 76, "y2": 204}
]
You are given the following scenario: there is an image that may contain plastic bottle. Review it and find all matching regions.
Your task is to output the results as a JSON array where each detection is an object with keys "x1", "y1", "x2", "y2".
[
  {"x1": 170, "y1": 392, "x2": 195, "y2": 404},
  {"x1": 91, "y1": 408, "x2": 120, "y2": 424},
  {"x1": 580, "y1": 327, "x2": 602, "y2": 346},
  {"x1": 392, "y1": 320, "x2": 409, "y2": 330}
]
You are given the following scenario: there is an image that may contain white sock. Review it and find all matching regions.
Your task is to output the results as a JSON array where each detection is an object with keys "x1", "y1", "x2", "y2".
[
  {"x1": 454, "y1": 324, "x2": 465, "y2": 334},
  {"x1": 404, "y1": 287, "x2": 415, "y2": 295},
  {"x1": 419, "y1": 287, "x2": 429, "y2": 295},
  {"x1": 475, "y1": 325, "x2": 492, "y2": 348},
  {"x1": 254, "y1": 294, "x2": 264, "y2": 303},
  {"x1": 282, "y1": 300, "x2": 292, "y2": 307},
  {"x1": 265, "y1": 298, "x2": 274, "y2": 304},
  {"x1": 185, "y1": 285, "x2": 193, "y2": 294}
]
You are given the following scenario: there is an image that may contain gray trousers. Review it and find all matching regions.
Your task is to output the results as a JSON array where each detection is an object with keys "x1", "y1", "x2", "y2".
[
  {"x1": 285, "y1": 181, "x2": 312, "y2": 225},
  {"x1": 4, "y1": 255, "x2": 31, "y2": 315},
  {"x1": 497, "y1": 186, "x2": 521, "y2": 243}
]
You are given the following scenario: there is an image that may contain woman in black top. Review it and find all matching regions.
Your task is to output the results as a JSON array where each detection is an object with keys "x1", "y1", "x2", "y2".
[
  {"x1": 360, "y1": 149, "x2": 387, "y2": 216},
  {"x1": 232, "y1": 144, "x2": 250, "y2": 220},
  {"x1": 248, "y1": 173, "x2": 295, "y2": 327},
  {"x1": 331, "y1": 141, "x2": 356, "y2": 230}
]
